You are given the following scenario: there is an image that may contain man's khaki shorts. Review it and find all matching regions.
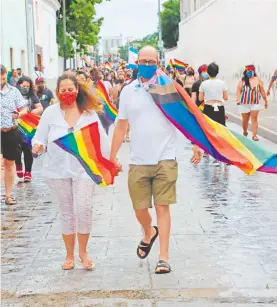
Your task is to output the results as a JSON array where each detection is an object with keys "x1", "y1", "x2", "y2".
[{"x1": 128, "y1": 160, "x2": 178, "y2": 210}]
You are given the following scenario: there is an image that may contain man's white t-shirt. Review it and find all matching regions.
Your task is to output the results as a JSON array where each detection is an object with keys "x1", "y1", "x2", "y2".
[
  {"x1": 199, "y1": 79, "x2": 228, "y2": 102},
  {"x1": 118, "y1": 80, "x2": 178, "y2": 165}
]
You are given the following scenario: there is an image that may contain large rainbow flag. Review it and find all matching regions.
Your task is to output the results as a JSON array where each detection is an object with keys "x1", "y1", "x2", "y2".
[
  {"x1": 96, "y1": 80, "x2": 118, "y2": 122},
  {"x1": 148, "y1": 71, "x2": 277, "y2": 175},
  {"x1": 54, "y1": 122, "x2": 118, "y2": 186},
  {"x1": 174, "y1": 59, "x2": 188, "y2": 72},
  {"x1": 17, "y1": 113, "x2": 40, "y2": 147}
]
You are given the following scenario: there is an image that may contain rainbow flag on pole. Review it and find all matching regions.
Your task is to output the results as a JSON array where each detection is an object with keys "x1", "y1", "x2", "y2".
[
  {"x1": 54, "y1": 122, "x2": 118, "y2": 186},
  {"x1": 148, "y1": 71, "x2": 277, "y2": 175},
  {"x1": 166, "y1": 59, "x2": 174, "y2": 71},
  {"x1": 17, "y1": 113, "x2": 40, "y2": 147},
  {"x1": 105, "y1": 62, "x2": 112, "y2": 71},
  {"x1": 96, "y1": 80, "x2": 118, "y2": 122},
  {"x1": 174, "y1": 59, "x2": 188, "y2": 72}
]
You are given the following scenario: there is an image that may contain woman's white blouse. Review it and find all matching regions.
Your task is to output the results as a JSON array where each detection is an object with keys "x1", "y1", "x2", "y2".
[{"x1": 32, "y1": 104, "x2": 111, "y2": 180}]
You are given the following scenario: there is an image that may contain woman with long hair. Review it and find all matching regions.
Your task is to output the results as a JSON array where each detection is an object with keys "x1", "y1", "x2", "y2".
[
  {"x1": 16, "y1": 76, "x2": 43, "y2": 182},
  {"x1": 32, "y1": 74, "x2": 111, "y2": 270},
  {"x1": 236, "y1": 65, "x2": 268, "y2": 141}
]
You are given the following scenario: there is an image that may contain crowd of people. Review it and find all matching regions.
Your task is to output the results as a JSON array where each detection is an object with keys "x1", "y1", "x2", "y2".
[{"x1": 1, "y1": 47, "x2": 276, "y2": 274}]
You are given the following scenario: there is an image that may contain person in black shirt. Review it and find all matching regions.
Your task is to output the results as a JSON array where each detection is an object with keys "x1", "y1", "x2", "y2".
[
  {"x1": 35, "y1": 77, "x2": 55, "y2": 110},
  {"x1": 191, "y1": 64, "x2": 209, "y2": 107},
  {"x1": 16, "y1": 76, "x2": 43, "y2": 182}
]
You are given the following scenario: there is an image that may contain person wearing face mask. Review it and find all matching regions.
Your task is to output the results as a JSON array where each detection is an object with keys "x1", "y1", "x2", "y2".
[
  {"x1": 191, "y1": 64, "x2": 209, "y2": 107},
  {"x1": 35, "y1": 77, "x2": 55, "y2": 111},
  {"x1": 0, "y1": 64, "x2": 28, "y2": 205},
  {"x1": 15, "y1": 76, "x2": 43, "y2": 182},
  {"x1": 236, "y1": 65, "x2": 268, "y2": 141},
  {"x1": 32, "y1": 74, "x2": 111, "y2": 271},
  {"x1": 110, "y1": 46, "x2": 202, "y2": 274},
  {"x1": 183, "y1": 67, "x2": 196, "y2": 96}
]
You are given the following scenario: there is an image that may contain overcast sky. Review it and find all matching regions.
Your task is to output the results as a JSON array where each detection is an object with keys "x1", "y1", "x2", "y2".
[{"x1": 96, "y1": 0, "x2": 166, "y2": 40}]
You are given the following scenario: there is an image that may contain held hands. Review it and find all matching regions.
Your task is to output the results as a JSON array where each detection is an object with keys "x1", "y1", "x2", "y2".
[
  {"x1": 191, "y1": 145, "x2": 202, "y2": 165},
  {"x1": 32, "y1": 144, "x2": 44, "y2": 156},
  {"x1": 110, "y1": 157, "x2": 123, "y2": 173}
]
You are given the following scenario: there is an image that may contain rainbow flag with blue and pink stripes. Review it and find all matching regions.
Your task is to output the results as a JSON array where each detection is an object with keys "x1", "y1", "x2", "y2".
[{"x1": 148, "y1": 71, "x2": 277, "y2": 175}]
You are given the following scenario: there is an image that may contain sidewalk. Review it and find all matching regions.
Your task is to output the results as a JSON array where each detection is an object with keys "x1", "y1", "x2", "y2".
[
  {"x1": 225, "y1": 95, "x2": 277, "y2": 143},
  {"x1": 1, "y1": 129, "x2": 277, "y2": 306}
]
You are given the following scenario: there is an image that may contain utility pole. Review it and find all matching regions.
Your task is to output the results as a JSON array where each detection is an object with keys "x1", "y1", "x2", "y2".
[
  {"x1": 158, "y1": 0, "x2": 164, "y2": 62},
  {"x1": 62, "y1": 0, "x2": 66, "y2": 70}
]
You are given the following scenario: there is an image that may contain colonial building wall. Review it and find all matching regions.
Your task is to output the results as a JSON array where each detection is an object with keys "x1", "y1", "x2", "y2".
[{"x1": 166, "y1": 0, "x2": 276, "y2": 94}]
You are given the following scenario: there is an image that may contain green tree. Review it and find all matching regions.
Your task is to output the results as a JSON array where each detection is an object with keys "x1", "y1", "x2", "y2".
[
  {"x1": 161, "y1": 0, "x2": 180, "y2": 49},
  {"x1": 57, "y1": 0, "x2": 104, "y2": 58}
]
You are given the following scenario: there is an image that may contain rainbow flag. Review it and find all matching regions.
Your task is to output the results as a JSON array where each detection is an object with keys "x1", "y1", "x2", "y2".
[
  {"x1": 166, "y1": 59, "x2": 174, "y2": 71},
  {"x1": 105, "y1": 62, "x2": 112, "y2": 71},
  {"x1": 17, "y1": 113, "x2": 40, "y2": 147},
  {"x1": 54, "y1": 122, "x2": 118, "y2": 186},
  {"x1": 148, "y1": 71, "x2": 277, "y2": 175},
  {"x1": 174, "y1": 59, "x2": 188, "y2": 72},
  {"x1": 96, "y1": 80, "x2": 118, "y2": 122}
]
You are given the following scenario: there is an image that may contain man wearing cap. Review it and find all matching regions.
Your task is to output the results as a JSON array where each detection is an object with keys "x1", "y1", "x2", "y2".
[{"x1": 35, "y1": 77, "x2": 55, "y2": 111}]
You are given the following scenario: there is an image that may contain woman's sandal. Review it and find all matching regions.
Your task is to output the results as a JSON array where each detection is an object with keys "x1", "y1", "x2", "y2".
[
  {"x1": 5, "y1": 196, "x2": 17, "y2": 205},
  {"x1": 62, "y1": 260, "x2": 75, "y2": 270},
  {"x1": 243, "y1": 131, "x2": 248, "y2": 137},
  {"x1": 137, "y1": 226, "x2": 159, "y2": 259},
  {"x1": 155, "y1": 260, "x2": 171, "y2": 274},
  {"x1": 79, "y1": 254, "x2": 95, "y2": 270},
  {"x1": 252, "y1": 136, "x2": 259, "y2": 141}
]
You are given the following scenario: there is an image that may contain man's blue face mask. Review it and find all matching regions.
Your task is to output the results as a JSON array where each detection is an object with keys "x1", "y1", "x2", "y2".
[{"x1": 138, "y1": 64, "x2": 157, "y2": 79}]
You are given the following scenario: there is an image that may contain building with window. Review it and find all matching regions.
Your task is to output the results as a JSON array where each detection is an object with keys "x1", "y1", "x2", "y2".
[
  {"x1": 101, "y1": 35, "x2": 125, "y2": 58},
  {"x1": 0, "y1": 0, "x2": 35, "y2": 75},
  {"x1": 180, "y1": 0, "x2": 210, "y2": 20},
  {"x1": 33, "y1": 0, "x2": 60, "y2": 88}
]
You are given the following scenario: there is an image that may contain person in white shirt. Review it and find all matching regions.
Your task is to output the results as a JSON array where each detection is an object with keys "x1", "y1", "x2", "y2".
[
  {"x1": 199, "y1": 62, "x2": 228, "y2": 126},
  {"x1": 32, "y1": 74, "x2": 110, "y2": 271},
  {"x1": 33, "y1": 65, "x2": 44, "y2": 82},
  {"x1": 110, "y1": 46, "x2": 202, "y2": 274}
]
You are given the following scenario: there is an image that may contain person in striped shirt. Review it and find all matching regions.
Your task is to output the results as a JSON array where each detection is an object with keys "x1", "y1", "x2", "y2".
[{"x1": 236, "y1": 65, "x2": 268, "y2": 141}]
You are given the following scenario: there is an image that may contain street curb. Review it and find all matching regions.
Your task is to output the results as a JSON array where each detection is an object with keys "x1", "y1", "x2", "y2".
[{"x1": 226, "y1": 111, "x2": 277, "y2": 144}]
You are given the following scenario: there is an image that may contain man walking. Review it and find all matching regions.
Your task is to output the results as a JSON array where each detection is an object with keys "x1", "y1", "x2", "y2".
[{"x1": 110, "y1": 46, "x2": 202, "y2": 274}]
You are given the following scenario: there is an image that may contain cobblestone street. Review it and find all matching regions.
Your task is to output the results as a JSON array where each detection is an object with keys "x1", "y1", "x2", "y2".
[{"x1": 1, "y1": 123, "x2": 277, "y2": 307}]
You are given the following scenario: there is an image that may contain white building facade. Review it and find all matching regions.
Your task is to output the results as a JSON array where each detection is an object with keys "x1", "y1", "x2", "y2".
[
  {"x1": 166, "y1": 0, "x2": 277, "y2": 94},
  {"x1": 0, "y1": 0, "x2": 35, "y2": 75},
  {"x1": 33, "y1": 0, "x2": 60, "y2": 88}
]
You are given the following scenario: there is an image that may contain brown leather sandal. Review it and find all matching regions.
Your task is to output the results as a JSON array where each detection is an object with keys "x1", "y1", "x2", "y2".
[{"x1": 252, "y1": 136, "x2": 259, "y2": 141}]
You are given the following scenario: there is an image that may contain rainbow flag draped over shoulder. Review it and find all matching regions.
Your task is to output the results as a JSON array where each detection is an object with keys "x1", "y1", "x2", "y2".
[
  {"x1": 54, "y1": 122, "x2": 118, "y2": 186},
  {"x1": 147, "y1": 71, "x2": 277, "y2": 175},
  {"x1": 96, "y1": 80, "x2": 118, "y2": 122},
  {"x1": 174, "y1": 59, "x2": 188, "y2": 72},
  {"x1": 17, "y1": 113, "x2": 40, "y2": 147}
]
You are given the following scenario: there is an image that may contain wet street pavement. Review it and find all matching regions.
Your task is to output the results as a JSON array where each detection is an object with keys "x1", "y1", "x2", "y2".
[{"x1": 1, "y1": 123, "x2": 277, "y2": 307}]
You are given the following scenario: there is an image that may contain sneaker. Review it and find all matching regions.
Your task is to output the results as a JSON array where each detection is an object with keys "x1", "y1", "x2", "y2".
[
  {"x1": 24, "y1": 171, "x2": 32, "y2": 182},
  {"x1": 16, "y1": 164, "x2": 24, "y2": 179}
]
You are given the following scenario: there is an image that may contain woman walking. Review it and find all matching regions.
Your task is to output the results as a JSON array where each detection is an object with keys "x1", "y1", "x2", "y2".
[
  {"x1": 236, "y1": 65, "x2": 268, "y2": 141},
  {"x1": 16, "y1": 76, "x2": 43, "y2": 182},
  {"x1": 199, "y1": 62, "x2": 228, "y2": 126},
  {"x1": 32, "y1": 74, "x2": 111, "y2": 270}
]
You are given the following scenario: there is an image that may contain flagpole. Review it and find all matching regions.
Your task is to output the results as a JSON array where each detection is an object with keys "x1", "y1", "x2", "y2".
[{"x1": 158, "y1": 0, "x2": 164, "y2": 62}]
